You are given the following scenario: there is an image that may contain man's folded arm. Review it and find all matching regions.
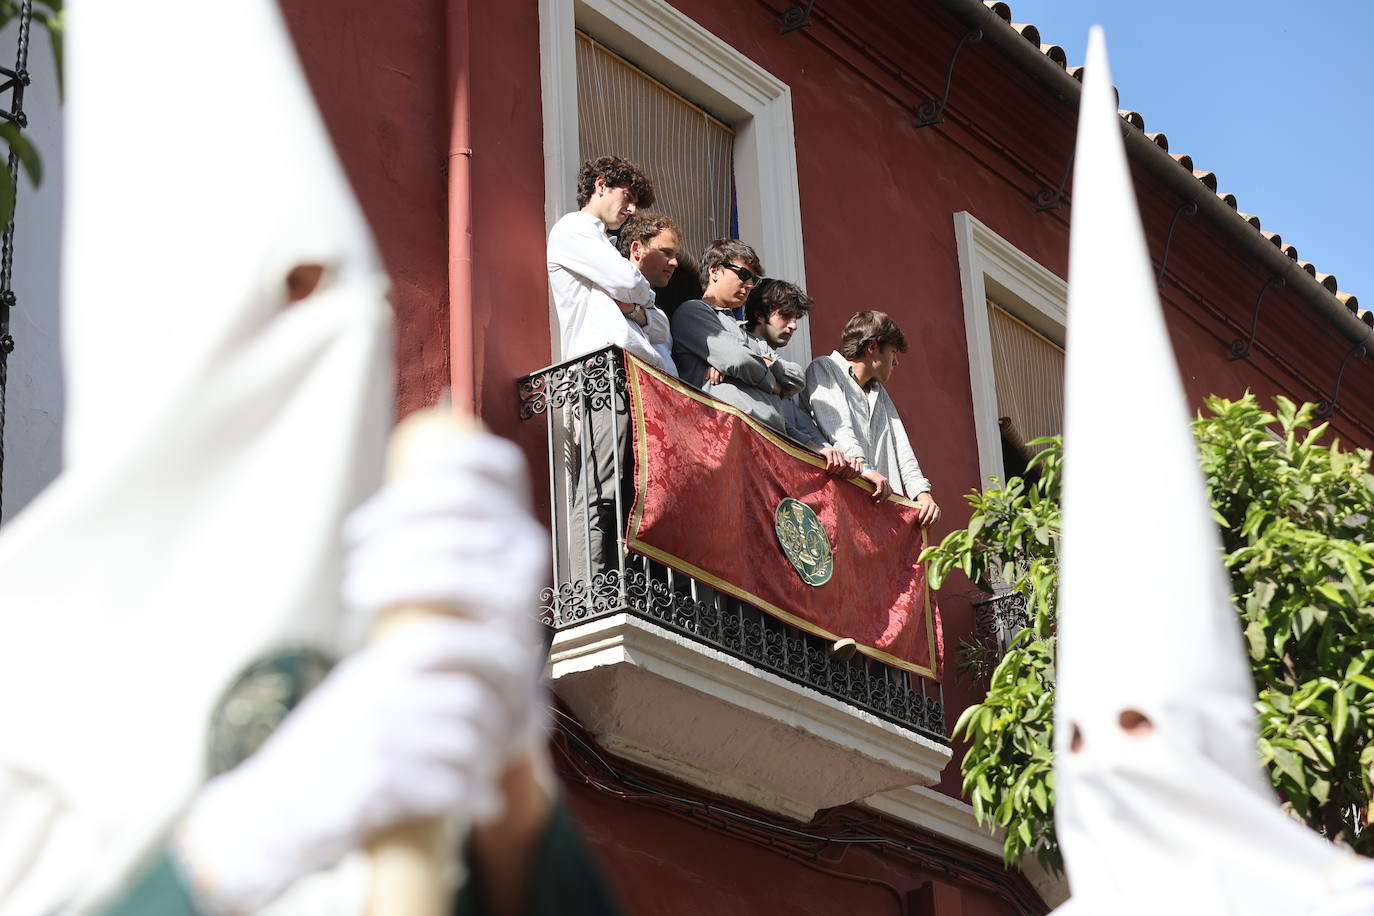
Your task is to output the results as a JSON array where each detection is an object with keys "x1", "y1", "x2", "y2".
[
  {"x1": 642, "y1": 306, "x2": 670, "y2": 346},
  {"x1": 547, "y1": 218, "x2": 654, "y2": 305},
  {"x1": 771, "y1": 358, "x2": 805, "y2": 398},
  {"x1": 672, "y1": 303, "x2": 772, "y2": 388}
]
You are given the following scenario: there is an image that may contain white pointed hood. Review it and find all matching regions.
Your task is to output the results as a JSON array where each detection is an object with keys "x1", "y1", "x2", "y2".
[
  {"x1": 0, "y1": 0, "x2": 391, "y2": 910},
  {"x1": 1052, "y1": 26, "x2": 1350, "y2": 915}
]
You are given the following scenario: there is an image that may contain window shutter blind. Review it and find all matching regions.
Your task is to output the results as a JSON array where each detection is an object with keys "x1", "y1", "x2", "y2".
[
  {"x1": 575, "y1": 31, "x2": 734, "y2": 265},
  {"x1": 987, "y1": 301, "x2": 1065, "y2": 451}
]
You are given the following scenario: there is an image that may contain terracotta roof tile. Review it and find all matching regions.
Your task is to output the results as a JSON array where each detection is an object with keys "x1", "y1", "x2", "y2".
[
  {"x1": 1315, "y1": 272, "x2": 1339, "y2": 294},
  {"x1": 1338, "y1": 291, "x2": 1360, "y2": 313},
  {"x1": 1298, "y1": 260, "x2": 1318, "y2": 277},
  {"x1": 983, "y1": 1, "x2": 1011, "y2": 22},
  {"x1": 982, "y1": 1, "x2": 1362, "y2": 318},
  {"x1": 1261, "y1": 230, "x2": 1283, "y2": 249}
]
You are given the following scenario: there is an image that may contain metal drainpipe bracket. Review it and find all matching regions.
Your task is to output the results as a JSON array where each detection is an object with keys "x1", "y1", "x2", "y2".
[
  {"x1": 1314, "y1": 340, "x2": 1368, "y2": 419},
  {"x1": 779, "y1": 0, "x2": 816, "y2": 33},
  {"x1": 913, "y1": 28, "x2": 983, "y2": 128}
]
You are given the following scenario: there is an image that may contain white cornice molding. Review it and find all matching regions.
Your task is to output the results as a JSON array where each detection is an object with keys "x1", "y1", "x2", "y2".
[
  {"x1": 862, "y1": 784, "x2": 1003, "y2": 856},
  {"x1": 576, "y1": 0, "x2": 788, "y2": 109}
]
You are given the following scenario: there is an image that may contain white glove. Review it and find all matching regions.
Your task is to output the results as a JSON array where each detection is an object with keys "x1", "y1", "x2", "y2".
[
  {"x1": 178, "y1": 617, "x2": 536, "y2": 912},
  {"x1": 341, "y1": 430, "x2": 550, "y2": 629},
  {"x1": 341, "y1": 427, "x2": 551, "y2": 759},
  {"x1": 1322, "y1": 857, "x2": 1374, "y2": 916}
]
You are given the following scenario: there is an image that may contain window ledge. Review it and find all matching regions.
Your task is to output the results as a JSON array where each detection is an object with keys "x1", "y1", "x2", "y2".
[{"x1": 547, "y1": 613, "x2": 953, "y2": 821}]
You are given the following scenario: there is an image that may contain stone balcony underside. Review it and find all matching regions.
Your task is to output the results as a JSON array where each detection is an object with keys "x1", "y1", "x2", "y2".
[{"x1": 549, "y1": 613, "x2": 953, "y2": 821}]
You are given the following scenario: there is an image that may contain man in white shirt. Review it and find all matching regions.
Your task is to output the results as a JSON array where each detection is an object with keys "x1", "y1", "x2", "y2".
[
  {"x1": 803, "y1": 311, "x2": 941, "y2": 526},
  {"x1": 616, "y1": 211, "x2": 683, "y2": 376},
  {"x1": 546, "y1": 156, "x2": 667, "y2": 587},
  {"x1": 547, "y1": 156, "x2": 669, "y2": 369}
]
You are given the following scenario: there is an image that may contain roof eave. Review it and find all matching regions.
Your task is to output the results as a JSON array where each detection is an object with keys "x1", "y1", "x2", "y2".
[{"x1": 933, "y1": 0, "x2": 1373, "y2": 351}]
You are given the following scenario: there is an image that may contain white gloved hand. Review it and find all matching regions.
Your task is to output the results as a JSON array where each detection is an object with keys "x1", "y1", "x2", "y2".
[
  {"x1": 341, "y1": 427, "x2": 551, "y2": 759},
  {"x1": 341, "y1": 430, "x2": 550, "y2": 629},
  {"x1": 178, "y1": 616, "x2": 537, "y2": 913},
  {"x1": 1321, "y1": 856, "x2": 1374, "y2": 916}
]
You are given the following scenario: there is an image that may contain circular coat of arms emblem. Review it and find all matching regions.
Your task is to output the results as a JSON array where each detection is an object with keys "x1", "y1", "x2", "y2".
[
  {"x1": 775, "y1": 497, "x2": 834, "y2": 586},
  {"x1": 207, "y1": 647, "x2": 334, "y2": 777}
]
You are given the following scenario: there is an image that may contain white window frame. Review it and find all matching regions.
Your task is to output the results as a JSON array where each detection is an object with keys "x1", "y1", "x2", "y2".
[
  {"x1": 954, "y1": 211, "x2": 1067, "y2": 488},
  {"x1": 539, "y1": 0, "x2": 811, "y2": 360}
]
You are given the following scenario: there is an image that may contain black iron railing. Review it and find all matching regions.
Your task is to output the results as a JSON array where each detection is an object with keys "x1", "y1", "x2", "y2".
[
  {"x1": 972, "y1": 590, "x2": 1031, "y2": 655},
  {"x1": 518, "y1": 346, "x2": 946, "y2": 741}
]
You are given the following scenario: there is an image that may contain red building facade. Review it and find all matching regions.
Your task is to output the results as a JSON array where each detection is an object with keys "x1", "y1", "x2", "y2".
[{"x1": 283, "y1": 1, "x2": 1372, "y2": 911}]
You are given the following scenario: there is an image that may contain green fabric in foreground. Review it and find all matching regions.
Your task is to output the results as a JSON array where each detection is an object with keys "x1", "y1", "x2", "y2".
[
  {"x1": 100, "y1": 796, "x2": 621, "y2": 916},
  {"x1": 454, "y1": 797, "x2": 624, "y2": 916},
  {"x1": 100, "y1": 852, "x2": 200, "y2": 916}
]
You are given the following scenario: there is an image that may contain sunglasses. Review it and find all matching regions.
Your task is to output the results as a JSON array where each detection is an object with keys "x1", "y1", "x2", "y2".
[{"x1": 719, "y1": 263, "x2": 761, "y2": 285}]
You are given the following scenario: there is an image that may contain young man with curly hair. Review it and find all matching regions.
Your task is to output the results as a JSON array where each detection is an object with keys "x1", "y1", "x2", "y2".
[
  {"x1": 547, "y1": 156, "x2": 669, "y2": 371},
  {"x1": 546, "y1": 157, "x2": 672, "y2": 584},
  {"x1": 743, "y1": 280, "x2": 858, "y2": 479},
  {"x1": 803, "y1": 311, "x2": 941, "y2": 524}
]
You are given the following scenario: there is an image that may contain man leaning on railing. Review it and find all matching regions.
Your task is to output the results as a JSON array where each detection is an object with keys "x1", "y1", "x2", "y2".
[
  {"x1": 741, "y1": 279, "x2": 861, "y2": 480},
  {"x1": 803, "y1": 311, "x2": 941, "y2": 525},
  {"x1": 546, "y1": 156, "x2": 667, "y2": 582}
]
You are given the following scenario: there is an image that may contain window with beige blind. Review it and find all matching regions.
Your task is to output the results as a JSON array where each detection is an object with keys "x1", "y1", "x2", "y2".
[
  {"x1": 954, "y1": 211, "x2": 1068, "y2": 487},
  {"x1": 986, "y1": 300, "x2": 1064, "y2": 477},
  {"x1": 575, "y1": 30, "x2": 734, "y2": 271}
]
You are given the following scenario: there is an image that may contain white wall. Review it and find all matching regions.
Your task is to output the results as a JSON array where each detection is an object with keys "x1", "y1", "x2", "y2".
[{"x1": 1, "y1": 18, "x2": 63, "y2": 524}]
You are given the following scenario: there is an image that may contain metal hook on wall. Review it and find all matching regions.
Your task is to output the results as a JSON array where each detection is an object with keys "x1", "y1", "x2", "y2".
[
  {"x1": 913, "y1": 28, "x2": 983, "y2": 128},
  {"x1": 1155, "y1": 200, "x2": 1197, "y2": 288},
  {"x1": 1314, "y1": 341, "x2": 1367, "y2": 419},
  {"x1": 779, "y1": 0, "x2": 816, "y2": 34},
  {"x1": 1227, "y1": 274, "x2": 1286, "y2": 361},
  {"x1": 1031, "y1": 147, "x2": 1074, "y2": 212}
]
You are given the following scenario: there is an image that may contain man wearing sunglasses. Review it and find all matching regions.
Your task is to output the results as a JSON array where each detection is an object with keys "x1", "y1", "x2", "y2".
[{"x1": 671, "y1": 239, "x2": 804, "y2": 435}]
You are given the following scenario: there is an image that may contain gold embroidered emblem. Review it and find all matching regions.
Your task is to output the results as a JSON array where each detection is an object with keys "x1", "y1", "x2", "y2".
[
  {"x1": 206, "y1": 648, "x2": 334, "y2": 777},
  {"x1": 775, "y1": 497, "x2": 833, "y2": 586}
]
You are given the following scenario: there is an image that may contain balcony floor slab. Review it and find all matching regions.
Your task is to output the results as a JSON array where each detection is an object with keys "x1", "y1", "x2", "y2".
[{"x1": 548, "y1": 613, "x2": 953, "y2": 821}]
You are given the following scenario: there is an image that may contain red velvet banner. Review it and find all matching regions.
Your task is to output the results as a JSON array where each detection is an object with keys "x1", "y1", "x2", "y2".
[{"x1": 625, "y1": 354, "x2": 943, "y2": 679}]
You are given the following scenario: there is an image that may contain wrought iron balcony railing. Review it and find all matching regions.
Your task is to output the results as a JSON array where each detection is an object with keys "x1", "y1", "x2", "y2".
[
  {"x1": 972, "y1": 590, "x2": 1031, "y2": 656},
  {"x1": 518, "y1": 346, "x2": 946, "y2": 741}
]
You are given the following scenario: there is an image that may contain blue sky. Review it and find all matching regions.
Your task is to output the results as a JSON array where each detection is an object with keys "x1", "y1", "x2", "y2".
[{"x1": 1006, "y1": 0, "x2": 1374, "y2": 307}]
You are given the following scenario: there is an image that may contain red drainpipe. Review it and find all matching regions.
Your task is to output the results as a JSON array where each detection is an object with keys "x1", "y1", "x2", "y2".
[{"x1": 445, "y1": 0, "x2": 475, "y2": 411}]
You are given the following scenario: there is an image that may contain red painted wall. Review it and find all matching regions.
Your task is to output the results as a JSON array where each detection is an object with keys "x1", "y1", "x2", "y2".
[
  {"x1": 558, "y1": 749, "x2": 1045, "y2": 916},
  {"x1": 281, "y1": 0, "x2": 554, "y2": 513},
  {"x1": 646, "y1": 0, "x2": 1374, "y2": 800},
  {"x1": 285, "y1": 0, "x2": 1370, "y2": 910}
]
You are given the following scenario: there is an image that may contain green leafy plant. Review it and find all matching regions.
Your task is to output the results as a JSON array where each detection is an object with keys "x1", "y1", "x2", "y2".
[
  {"x1": 921, "y1": 393, "x2": 1374, "y2": 873},
  {"x1": 0, "y1": 0, "x2": 62, "y2": 221}
]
